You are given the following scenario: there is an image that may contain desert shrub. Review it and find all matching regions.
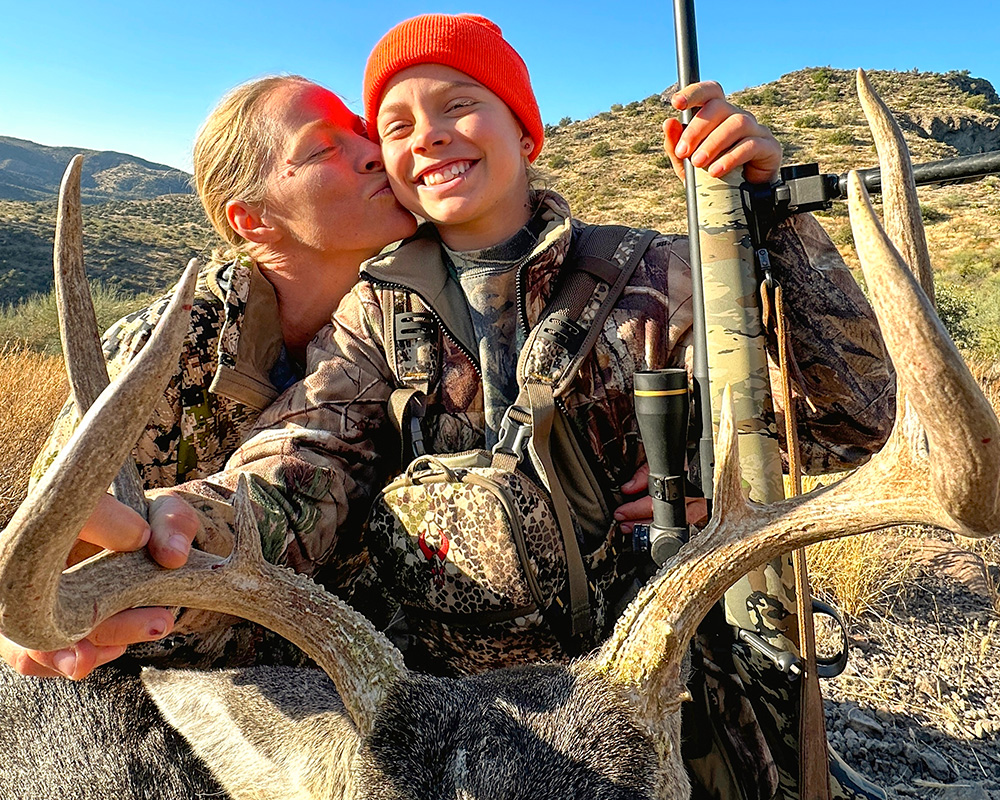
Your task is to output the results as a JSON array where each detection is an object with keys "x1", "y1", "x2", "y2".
[
  {"x1": 825, "y1": 129, "x2": 854, "y2": 145},
  {"x1": 630, "y1": 140, "x2": 651, "y2": 154},
  {"x1": 653, "y1": 155, "x2": 672, "y2": 169},
  {"x1": 610, "y1": 103, "x2": 623, "y2": 113},
  {"x1": 794, "y1": 113, "x2": 823, "y2": 129},
  {"x1": 543, "y1": 123, "x2": 557, "y2": 136},
  {"x1": 548, "y1": 153, "x2": 569, "y2": 169},
  {"x1": 934, "y1": 282, "x2": 978, "y2": 351},
  {"x1": 574, "y1": 130, "x2": 592, "y2": 140},
  {"x1": 965, "y1": 94, "x2": 988, "y2": 110},
  {"x1": 597, "y1": 111, "x2": 612, "y2": 121},
  {"x1": 590, "y1": 141, "x2": 612, "y2": 158},
  {"x1": 920, "y1": 204, "x2": 948, "y2": 223},
  {"x1": 559, "y1": 116, "x2": 573, "y2": 127}
]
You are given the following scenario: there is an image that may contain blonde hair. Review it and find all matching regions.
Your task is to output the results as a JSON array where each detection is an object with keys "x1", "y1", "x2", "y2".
[{"x1": 193, "y1": 75, "x2": 315, "y2": 253}]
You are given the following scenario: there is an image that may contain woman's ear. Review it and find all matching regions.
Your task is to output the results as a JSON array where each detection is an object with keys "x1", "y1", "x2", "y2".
[
  {"x1": 226, "y1": 200, "x2": 281, "y2": 244},
  {"x1": 520, "y1": 133, "x2": 535, "y2": 157}
]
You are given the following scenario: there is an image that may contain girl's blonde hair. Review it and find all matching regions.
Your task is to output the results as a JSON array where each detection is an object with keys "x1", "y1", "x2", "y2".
[{"x1": 193, "y1": 75, "x2": 315, "y2": 251}]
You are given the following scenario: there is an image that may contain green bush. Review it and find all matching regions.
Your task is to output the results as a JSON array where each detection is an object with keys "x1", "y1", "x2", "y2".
[
  {"x1": 653, "y1": 155, "x2": 672, "y2": 169},
  {"x1": 630, "y1": 140, "x2": 651, "y2": 154},
  {"x1": 934, "y1": 283, "x2": 978, "y2": 351},
  {"x1": 590, "y1": 141, "x2": 612, "y2": 158},
  {"x1": 964, "y1": 94, "x2": 988, "y2": 110},
  {"x1": 559, "y1": 116, "x2": 573, "y2": 127},
  {"x1": 610, "y1": 103, "x2": 623, "y2": 113},
  {"x1": 794, "y1": 113, "x2": 823, "y2": 129},
  {"x1": 825, "y1": 128, "x2": 854, "y2": 145},
  {"x1": 548, "y1": 153, "x2": 569, "y2": 169}
]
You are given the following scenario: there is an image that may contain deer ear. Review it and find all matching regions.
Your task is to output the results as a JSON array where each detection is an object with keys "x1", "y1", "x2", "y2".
[{"x1": 142, "y1": 666, "x2": 360, "y2": 800}]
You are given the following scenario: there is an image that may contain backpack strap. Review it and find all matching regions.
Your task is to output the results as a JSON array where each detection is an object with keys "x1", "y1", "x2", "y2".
[
  {"x1": 382, "y1": 287, "x2": 439, "y2": 461},
  {"x1": 493, "y1": 223, "x2": 658, "y2": 647}
]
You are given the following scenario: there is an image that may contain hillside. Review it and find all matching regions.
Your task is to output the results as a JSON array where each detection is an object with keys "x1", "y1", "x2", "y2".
[
  {"x1": 0, "y1": 136, "x2": 192, "y2": 203},
  {"x1": 0, "y1": 193, "x2": 213, "y2": 304}
]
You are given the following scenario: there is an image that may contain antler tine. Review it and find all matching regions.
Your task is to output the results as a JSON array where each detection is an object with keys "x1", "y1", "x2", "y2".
[
  {"x1": 856, "y1": 68, "x2": 935, "y2": 301},
  {"x1": 53, "y1": 156, "x2": 146, "y2": 513}
]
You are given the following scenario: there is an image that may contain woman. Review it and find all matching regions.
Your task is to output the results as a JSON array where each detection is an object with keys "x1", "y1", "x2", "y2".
[{"x1": 4, "y1": 74, "x2": 418, "y2": 679}]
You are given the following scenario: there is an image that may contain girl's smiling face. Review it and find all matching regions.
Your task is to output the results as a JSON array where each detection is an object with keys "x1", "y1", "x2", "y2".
[{"x1": 376, "y1": 64, "x2": 535, "y2": 251}]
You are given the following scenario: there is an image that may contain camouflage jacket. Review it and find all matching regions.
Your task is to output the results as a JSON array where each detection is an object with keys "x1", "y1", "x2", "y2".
[
  {"x1": 165, "y1": 191, "x2": 895, "y2": 670},
  {"x1": 30, "y1": 256, "x2": 290, "y2": 492}
]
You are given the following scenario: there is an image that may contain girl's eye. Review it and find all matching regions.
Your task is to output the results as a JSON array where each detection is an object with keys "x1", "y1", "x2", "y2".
[
  {"x1": 446, "y1": 99, "x2": 475, "y2": 113},
  {"x1": 381, "y1": 121, "x2": 411, "y2": 139}
]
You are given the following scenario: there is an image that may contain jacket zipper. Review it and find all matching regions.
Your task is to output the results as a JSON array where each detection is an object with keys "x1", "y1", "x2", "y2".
[{"x1": 363, "y1": 277, "x2": 483, "y2": 381}]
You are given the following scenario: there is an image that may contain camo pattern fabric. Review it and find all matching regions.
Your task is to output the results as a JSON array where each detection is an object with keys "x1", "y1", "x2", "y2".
[{"x1": 29, "y1": 257, "x2": 265, "y2": 492}]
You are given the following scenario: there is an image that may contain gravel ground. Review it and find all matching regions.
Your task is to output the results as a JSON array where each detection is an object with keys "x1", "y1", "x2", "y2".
[{"x1": 819, "y1": 538, "x2": 1000, "y2": 800}]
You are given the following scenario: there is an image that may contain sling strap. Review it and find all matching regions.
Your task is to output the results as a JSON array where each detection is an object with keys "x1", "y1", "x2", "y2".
[{"x1": 491, "y1": 224, "x2": 658, "y2": 644}]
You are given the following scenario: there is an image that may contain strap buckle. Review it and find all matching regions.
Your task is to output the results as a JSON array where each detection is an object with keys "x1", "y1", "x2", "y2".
[{"x1": 492, "y1": 405, "x2": 532, "y2": 463}]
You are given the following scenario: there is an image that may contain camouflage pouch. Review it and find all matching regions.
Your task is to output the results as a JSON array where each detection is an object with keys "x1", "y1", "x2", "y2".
[{"x1": 366, "y1": 450, "x2": 581, "y2": 669}]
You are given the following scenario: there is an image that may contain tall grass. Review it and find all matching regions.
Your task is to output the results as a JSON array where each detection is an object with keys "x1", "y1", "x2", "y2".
[
  {"x1": 0, "y1": 284, "x2": 159, "y2": 356},
  {"x1": 0, "y1": 343, "x2": 67, "y2": 526}
]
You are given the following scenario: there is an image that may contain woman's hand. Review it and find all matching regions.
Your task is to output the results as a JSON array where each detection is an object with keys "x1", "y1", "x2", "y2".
[
  {"x1": 663, "y1": 80, "x2": 782, "y2": 185},
  {"x1": 0, "y1": 493, "x2": 199, "y2": 679}
]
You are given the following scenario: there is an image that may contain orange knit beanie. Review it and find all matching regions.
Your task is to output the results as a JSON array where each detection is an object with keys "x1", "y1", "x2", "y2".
[{"x1": 364, "y1": 13, "x2": 544, "y2": 162}]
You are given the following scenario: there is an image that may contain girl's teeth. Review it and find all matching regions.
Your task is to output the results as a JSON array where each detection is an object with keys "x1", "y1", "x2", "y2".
[{"x1": 424, "y1": 162, "x2": 469, "y2": 186}]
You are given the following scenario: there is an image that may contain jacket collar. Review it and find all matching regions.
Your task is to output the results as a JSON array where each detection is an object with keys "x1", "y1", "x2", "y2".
[
  {"x1": 359, "y1": 191, "x2": 575, "y2": 354},
  {"x1": 208, "y1": 255, "x2": 286, "y2": 411}
]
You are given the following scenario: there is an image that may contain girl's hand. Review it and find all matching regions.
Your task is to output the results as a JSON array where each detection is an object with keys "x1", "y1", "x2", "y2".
[{"x1": 663, "y1": 80, "x2": 782, "y2": 185}]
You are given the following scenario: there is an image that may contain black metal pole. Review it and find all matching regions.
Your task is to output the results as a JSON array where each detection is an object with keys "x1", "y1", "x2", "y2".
[{"x1": 673, "y1": 0, "x2": 714, "y2": 508}]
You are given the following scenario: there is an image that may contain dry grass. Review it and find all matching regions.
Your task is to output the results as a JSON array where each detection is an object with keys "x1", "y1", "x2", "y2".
[
  {"x1": 0, "y1": 342, "x2": 67, "y2": 526},
  {"x1": 807, "y1": 532, "x2": 919, "y2": 619}
]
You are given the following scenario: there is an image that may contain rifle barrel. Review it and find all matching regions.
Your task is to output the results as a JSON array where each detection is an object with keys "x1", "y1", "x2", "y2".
[{"x1": 837, "y1": 150, "x2": 1000, "y2": 196}]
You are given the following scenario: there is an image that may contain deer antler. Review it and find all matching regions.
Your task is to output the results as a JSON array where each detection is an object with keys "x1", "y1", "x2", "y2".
[
  {"x1": 0, "y1": 160, "x2": 405, "y2": 737},
  {"x1": 52, "y1": 155, "x2": 147, "y2": 512},
  {"x1": 596, "y1": 68, "x2": 1000, "y2": 731}
]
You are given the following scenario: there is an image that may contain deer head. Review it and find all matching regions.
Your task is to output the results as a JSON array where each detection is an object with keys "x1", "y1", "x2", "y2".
[{"x1": 0, "y1": 69, "x2": 996, "y2": 800}]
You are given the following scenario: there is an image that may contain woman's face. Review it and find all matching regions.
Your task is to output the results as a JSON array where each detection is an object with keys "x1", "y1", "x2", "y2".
[
  {"x1": 261, "y1": 83, "x2": 417, "y2": 260},
  {"x1": 375, "y1": 64, "x2": 534, "y2": 249}
]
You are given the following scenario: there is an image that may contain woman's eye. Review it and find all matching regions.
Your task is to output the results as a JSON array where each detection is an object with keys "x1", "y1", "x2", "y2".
[{"x1": 446, "y1": 99, "x2": 475, "y2": 113}]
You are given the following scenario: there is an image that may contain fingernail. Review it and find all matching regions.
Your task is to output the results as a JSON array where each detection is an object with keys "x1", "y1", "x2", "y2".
[
  {"x1": 691, "y1": 152, "x2": 707, "y2": 168},
  {"x1": 675, "y1": 142, "x2": 690, "y2": 158},
  {"x1": 621, "y1": 523, "x2": 634, "y2": 535},
  {"x1": 167, "y1": 534, "x2": 190, "y2": 558},
  {"x1": 672, "y1": 94, "x2": 687, "y2": 109},
  {"x1": 148, "y1": 622, "x2": 166, "y2": 638},
  {"x1": 614, "y1": 511, "x2": 626, "y2": 521},
  {"x1": 52, "y1": 649, "x2": 77, "y2": 678}
]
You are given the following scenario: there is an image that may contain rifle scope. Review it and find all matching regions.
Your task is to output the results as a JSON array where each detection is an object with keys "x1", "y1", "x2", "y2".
[{"x1": 633, "y1": 368, "x2": 690, "y2": 566}]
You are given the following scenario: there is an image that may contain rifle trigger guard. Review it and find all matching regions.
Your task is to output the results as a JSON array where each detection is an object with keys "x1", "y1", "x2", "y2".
[{"x1": 811, "y1": 598, "x2": 850, "y2": 679}]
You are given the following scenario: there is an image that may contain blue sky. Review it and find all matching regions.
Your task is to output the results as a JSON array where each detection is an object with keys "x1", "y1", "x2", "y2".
[{"x1": 4, "y1": 0, "x2": 998, "y2": 172}]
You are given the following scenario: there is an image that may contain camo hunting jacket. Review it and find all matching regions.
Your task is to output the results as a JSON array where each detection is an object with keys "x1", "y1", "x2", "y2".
[
  {"x1": 162, "y1": 191, "x2": 895, "y2": 671},
  {"x1": 29, "y1": 255, "x2": 289, "y2": 492}
]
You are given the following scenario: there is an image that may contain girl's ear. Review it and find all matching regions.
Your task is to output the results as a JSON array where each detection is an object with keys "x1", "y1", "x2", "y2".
[
  {"x1": 226, "y1": 200, "x2": 281, "y2": 244},
  {"x1": 520, "y1": 133, "x2": 535, "y2": 157}
]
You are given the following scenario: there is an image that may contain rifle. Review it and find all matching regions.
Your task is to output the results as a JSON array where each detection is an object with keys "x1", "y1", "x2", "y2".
[{"x1": 634, "y1": 2, "x2": 831, "y2": 798}]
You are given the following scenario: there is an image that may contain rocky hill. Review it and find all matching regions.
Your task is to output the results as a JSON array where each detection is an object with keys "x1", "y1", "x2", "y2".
[{"x1": 0, "y1": 137, "x2": 192, "y2": 203}]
